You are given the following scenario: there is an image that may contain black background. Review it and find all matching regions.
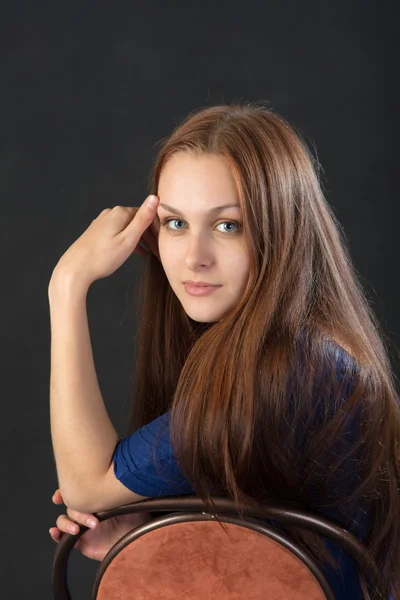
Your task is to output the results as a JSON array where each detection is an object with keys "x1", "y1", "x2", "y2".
[{"x1": 1, "y1": 1, "x2": 398, "y2": 598}]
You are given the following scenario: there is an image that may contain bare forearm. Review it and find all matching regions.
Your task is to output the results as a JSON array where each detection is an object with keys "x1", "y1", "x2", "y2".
[{"x1": 49, "y1": 277, "x2": 119, "y2": 505}]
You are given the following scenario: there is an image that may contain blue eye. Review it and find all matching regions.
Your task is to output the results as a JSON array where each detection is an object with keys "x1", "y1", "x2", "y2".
[
  {"x1": 217, "y1": 221, "x2": 240, "y2": 233},
  {"x1": 160, "y1": 218, "x2": 241, "y2": 234},
  {"x1": 161, "y1": 218, "x2": 185, "y2": 231}
]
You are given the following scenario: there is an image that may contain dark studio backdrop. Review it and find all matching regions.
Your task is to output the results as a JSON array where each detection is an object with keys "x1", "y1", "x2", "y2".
[{"x1": 0, "y1": 1, "x2": 398, "y2": 598}]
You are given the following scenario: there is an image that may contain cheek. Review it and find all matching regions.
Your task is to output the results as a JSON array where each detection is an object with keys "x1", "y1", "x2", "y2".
[
  {"x1": 159, "y1": 237, "x2": 182, "y2": 259},
  {"x1": 225, "y1": 252, "x2": 250, "y2": 275},
  {"x1": 158, "y1": 243, "x2": 179, "y2": 277},
  {"x1": 159, "y1": 243, "x2": 171, "y2": 263},
  {"x1": 158, "y1": 238, "x2": 169, "y2": 261}
]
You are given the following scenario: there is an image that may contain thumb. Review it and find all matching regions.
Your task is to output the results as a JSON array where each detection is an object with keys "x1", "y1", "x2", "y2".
[{"x1": 122, "y1": 196, "x2": 159, "y2": 241}]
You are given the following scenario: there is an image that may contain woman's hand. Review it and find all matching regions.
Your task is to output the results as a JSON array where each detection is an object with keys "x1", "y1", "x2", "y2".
[
  {"x1": 49, "y1": 488, "x2": 153, "y2": 562},
  {"x1": 49, "y1": 195, "x2": 161, "y2": 292}
]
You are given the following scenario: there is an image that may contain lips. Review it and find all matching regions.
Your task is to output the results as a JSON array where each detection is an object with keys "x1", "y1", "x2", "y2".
[
  {"x1": 183, "y1": 282, "x2": 220, "y2": 287},
  {"x1": 183, "y1": 283, "x2": 221, "y2": 296}
]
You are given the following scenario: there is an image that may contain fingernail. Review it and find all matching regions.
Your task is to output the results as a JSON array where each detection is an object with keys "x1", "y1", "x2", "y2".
[
  {"x1": 68, "y1": 524, "x2": 78, "y2": 534},
  {"x1": 87, "y1": 518, "x2": 97, "y2": 529},
  {"x1": 147, "y1": 195, "x2": 158, "y2": 208}
]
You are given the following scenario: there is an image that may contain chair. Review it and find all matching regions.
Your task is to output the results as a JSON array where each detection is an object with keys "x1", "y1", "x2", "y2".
[{"x1": 52, "y1": 495, "x2": 379, "y2": 600}]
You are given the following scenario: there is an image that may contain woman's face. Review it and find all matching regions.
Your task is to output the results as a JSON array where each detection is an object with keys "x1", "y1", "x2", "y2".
[{"x1": 157, "y1": 152, "x2": 250, "y2": 323}]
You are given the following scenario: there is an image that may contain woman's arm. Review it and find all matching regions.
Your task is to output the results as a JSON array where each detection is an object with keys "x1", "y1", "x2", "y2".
[
  {"x1": 48, "y1": 200, "x2": 161, "y2": 512},
  {"x1": 48, "y1": 274, "x2": 121, "y2": 510}
]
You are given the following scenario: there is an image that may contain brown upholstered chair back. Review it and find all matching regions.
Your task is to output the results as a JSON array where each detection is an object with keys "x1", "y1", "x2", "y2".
[{"x1": 52, "y1": 496, "x2": 379, "y2": 600}]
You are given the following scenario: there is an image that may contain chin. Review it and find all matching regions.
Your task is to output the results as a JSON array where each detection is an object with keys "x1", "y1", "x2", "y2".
[
  {"x1": 181, "y1": 304, "x2": 225, "y2": 323},
  {"x1": 188, "y1": 316, "x2": 217, "y2": 323},
  {"x1": 184, "y1": 311, "x2": 216, "y2": 323}
]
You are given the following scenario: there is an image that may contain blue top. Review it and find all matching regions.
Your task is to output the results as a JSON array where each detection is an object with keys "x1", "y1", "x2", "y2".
[{"x1": 112, "y1": 345, "x2": 381, "y2": 599}]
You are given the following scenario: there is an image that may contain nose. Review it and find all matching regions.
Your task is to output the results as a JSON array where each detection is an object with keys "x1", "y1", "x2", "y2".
[{"x1": 184, "y1": 233, "x2": 214, "y2": 270}]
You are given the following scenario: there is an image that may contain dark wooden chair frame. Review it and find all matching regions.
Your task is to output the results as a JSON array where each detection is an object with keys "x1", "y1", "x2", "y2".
[{"x1": 52, "y1": 495, "x2": 379, "y2": 600}]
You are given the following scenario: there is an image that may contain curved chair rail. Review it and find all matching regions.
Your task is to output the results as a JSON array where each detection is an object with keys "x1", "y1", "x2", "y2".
[{"x1": 52, "y1": 495, "x2": 379, "y2": 600}]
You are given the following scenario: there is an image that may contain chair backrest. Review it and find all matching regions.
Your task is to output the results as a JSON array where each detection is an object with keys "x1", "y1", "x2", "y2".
[{"x1": 52, "y1": 495, "x2": 379, "y2": 600}]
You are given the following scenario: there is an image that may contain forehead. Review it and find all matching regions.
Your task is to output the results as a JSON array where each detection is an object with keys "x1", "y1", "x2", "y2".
[{"x1": 158, "y1": 153, "x2": 240, "y2": 207}]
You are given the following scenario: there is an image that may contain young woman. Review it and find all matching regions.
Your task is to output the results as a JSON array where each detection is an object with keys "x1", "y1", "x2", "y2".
[{"x1": 48, "y1": 102, "x2": 400, "y2": 599}]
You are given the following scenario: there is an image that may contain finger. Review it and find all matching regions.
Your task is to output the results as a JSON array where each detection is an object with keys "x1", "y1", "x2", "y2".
[
  {"x1": 49, "y1": 527, "x2": 61, "y2": 541},
  {"x1": 66, "y1": 508, "x2": 99, "y2": 529},
  {"x1": 120, "y1": 196, "x2": 159, "y2": 243},
  {"x1": 49, "y1": 527, "x2": 83, "y2": 552},
  {"x1": 56, "y1": 515, "x2": 81, "y2": 535},
  {"x1": 52, "y1": 489, "x2": 64, "y2": 504}
]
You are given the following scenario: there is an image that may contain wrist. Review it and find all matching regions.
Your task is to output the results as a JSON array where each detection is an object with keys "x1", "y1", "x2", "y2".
[{"x1": 48, "y1": 270, "x2": 90, "y2": 306}]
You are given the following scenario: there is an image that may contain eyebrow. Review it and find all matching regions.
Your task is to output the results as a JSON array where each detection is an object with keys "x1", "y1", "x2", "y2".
[{"x1": 158, "y1": 203, "x2": 241, "y2": 217}]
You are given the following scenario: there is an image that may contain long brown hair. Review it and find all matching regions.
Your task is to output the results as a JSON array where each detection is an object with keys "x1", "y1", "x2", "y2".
[{"x1": 127, "y1": 101, "x2": 400, "y2": 600}]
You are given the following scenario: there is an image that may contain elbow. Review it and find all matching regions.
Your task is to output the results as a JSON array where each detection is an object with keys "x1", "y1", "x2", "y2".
[
  {"x1": 58, "y1": 485, "x2": 77, "y2": 511},
  {"x1": 59, "y1": 484, "x2": 95, "y2": 514},
  {"x1": 68, "y1": 499, "x2": 97, "y2": 513},
  {"x1": 59, "y1": 482, "x2": 114, "y2": 514}
]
